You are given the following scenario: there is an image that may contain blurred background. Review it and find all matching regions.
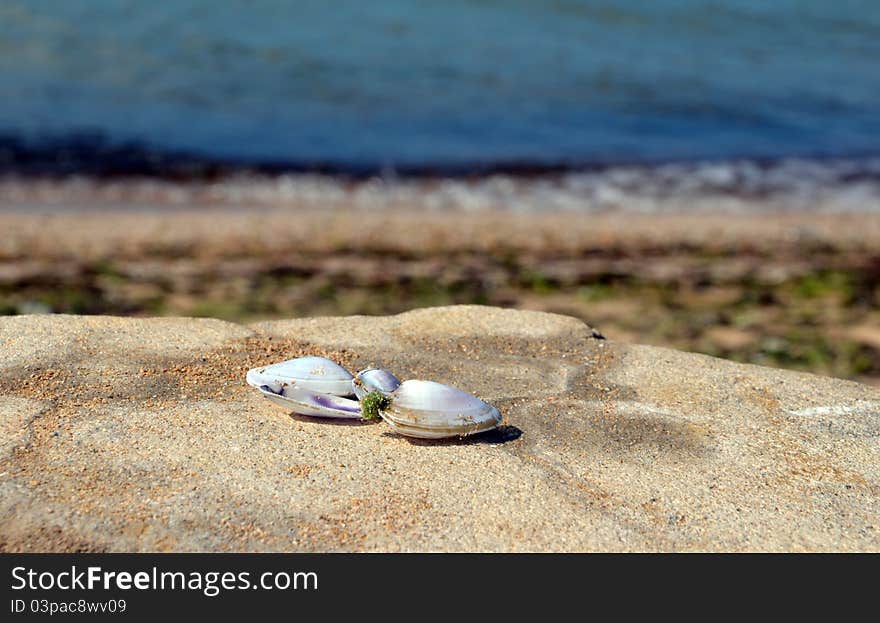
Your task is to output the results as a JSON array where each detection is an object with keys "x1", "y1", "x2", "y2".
[{"x1": 1, "y1": 0, "x2": 879, "y2": 384}]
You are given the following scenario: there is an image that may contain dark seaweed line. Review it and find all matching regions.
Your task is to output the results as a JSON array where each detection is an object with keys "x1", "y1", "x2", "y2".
[{"x1": 3, "y1": 133, "x2": 880, "y2": 182}]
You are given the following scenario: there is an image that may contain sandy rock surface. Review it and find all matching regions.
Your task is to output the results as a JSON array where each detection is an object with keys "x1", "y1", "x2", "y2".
[{"x1": 1, "y1": 306, "x2": 878, "y2": 551}]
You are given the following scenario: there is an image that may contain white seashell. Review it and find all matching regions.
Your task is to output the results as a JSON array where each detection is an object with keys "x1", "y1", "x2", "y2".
[
  {"x1": 253, "y1": 383, "x2": 362, "y2": 419},
  {"x1": 246, "y1": 356, "x2": 354, "y2": 397},
  {"x1": 378, "y1": 380, "x2": 502, "y2": 439},
  {"x1": 353, "y1": 368, "x2": 402, "y2": 400}
]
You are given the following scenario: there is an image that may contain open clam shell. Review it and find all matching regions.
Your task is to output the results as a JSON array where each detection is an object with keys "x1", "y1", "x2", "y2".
[
  {"x1": 353, "y1": 368, "x2": 402, "y2": 400},
  {"x1": 246, "y1": 356, "x2": 355, "y2": 396},
  {"x1": 253, "y1": 383, "x2": 362, "y2": 419},
  {"x1": 379, "y1": 380, "x2": 502, "y2": 439}
]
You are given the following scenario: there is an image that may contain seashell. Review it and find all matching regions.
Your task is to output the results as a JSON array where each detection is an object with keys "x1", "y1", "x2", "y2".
[
  {"x1": 252, "y1": 383, "x2": 362, "y2": 419},
  {"x1": 353, "y1": 368, "x2": 402, "y2": 400},
  {"x1": 376, "y1": 379, "x2": 502, "y2": 439},
  {"x1": 246, "y1": 356, "x2": 354, "y2": 397}
]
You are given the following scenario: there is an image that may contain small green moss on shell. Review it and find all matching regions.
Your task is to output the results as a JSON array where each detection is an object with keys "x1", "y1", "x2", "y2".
[{"x1": 361, "y1": 390, "x2": 391, "y2": 421}]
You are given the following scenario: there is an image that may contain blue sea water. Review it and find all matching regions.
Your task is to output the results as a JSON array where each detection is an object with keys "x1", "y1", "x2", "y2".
[{"x1": 1, "y1": 0, "x2": 879, "y2": 172}]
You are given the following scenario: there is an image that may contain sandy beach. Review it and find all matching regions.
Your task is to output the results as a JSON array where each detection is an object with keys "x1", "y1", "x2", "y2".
[{"x1": 2, "y1": 174, "x2": 880, "y2": 386}]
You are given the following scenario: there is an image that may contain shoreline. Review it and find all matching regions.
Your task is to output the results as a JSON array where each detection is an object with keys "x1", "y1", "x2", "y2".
[{"x1": 3, "y1": 153, "x2": 880, "y2": 215}]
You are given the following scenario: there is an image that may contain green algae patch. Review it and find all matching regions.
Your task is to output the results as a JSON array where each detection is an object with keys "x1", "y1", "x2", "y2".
[{"x1": 361, "y1": 390, "x2": 392, "y2": 421}]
